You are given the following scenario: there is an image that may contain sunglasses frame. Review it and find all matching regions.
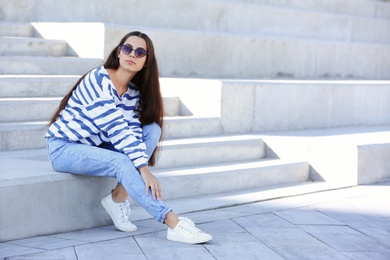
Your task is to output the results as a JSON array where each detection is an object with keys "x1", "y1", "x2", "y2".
[{"x1": 120, "y1": 44, "x2": 148, "y2": 58}]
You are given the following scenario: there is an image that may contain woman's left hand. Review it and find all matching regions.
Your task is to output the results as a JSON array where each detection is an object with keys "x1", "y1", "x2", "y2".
[{"x1": 139, "y1": 166, "x2": 162, "y2": 200}]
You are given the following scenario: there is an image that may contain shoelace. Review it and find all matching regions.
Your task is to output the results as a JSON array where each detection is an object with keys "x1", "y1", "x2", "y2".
[
  {"x1": 179, "y1": 217, "x2": 204, "y2": 234},
  {"x1": 119, "y1": 200, "x2": 131, "y2": 223}
]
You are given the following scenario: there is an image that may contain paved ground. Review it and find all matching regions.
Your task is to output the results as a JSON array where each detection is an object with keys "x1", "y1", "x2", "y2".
[{"x1": 1, "y1": 181, "x2": 389, "y2": 260}]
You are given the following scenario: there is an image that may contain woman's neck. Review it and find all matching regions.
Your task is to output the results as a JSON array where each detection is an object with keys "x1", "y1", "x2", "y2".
[{"x1": 108, "y1": 68, "x2": 135, "y2": 97}]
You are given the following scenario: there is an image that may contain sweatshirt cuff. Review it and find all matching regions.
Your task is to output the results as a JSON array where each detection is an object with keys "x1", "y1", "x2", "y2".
[{"x1": 133, "y1": 157, "x2": 148, "y2": 169}]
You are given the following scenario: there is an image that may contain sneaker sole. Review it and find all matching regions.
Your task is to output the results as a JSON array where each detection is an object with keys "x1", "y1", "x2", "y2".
[
  {"x1": 101, "y1": 198, "x2": 137, "y2": 232},
  {"x1": 167, "y1": 234, "x2": 212, "y2": 244}
]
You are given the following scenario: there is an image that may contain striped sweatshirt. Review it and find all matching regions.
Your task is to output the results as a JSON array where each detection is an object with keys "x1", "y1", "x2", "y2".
[{"x1": 46, "y1": 66, "x2": 148, "y2": 168}]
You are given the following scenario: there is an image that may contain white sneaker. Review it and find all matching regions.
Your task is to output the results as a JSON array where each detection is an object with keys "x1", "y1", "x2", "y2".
[
  {"x1": 167, "y1": 217, "x2": 212, "y2": 244},
  {"x1": 101, "y1": 193, "x2": 137, "y2": 232}
]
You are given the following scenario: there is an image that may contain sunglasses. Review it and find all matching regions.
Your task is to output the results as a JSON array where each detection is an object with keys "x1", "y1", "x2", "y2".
[{"x1": 120, "y1": 44, "x2": 148, "y2": 58}]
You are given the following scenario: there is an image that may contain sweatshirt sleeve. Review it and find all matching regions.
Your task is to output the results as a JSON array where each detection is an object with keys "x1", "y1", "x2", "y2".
[{"x1": 78, "y1": 68, "x2": 148, "y2": 168}]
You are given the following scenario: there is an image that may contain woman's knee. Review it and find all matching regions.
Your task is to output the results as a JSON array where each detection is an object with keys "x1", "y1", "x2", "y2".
[{"x1": 143, "y1": 122, "x2": 161, "y2": 139}]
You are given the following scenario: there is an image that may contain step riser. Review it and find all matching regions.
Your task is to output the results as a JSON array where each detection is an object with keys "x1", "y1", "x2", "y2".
[
  {"x1": 0, "y1": 38, "x2": 68, "y2": 57},
  {"x1": 0, "y1": 77, "x2": 79, "y2": 98},
  {"x1": 0, "y1": 126, "x2": 47, "y2": 151},
  {"x1": 0, "y1": 159, "x2": 308, "y2": 242},
  {"x1": 0, "y1": 57, "x2": 102, "y2": 75},
  {"x1": 0, "y1": 118, "x2": 223, "y2": 151},
  {"x1": 0, "y1": 76, "x2": 220, "y2": 99},
  {"x1": 0, "y1": 174, "x2": 118, "y2": 242},
  {"x1": 156, "y1": 162, "x2": 309, "y2": 200},
  {"x1": 163, "y1": 117, "x2": 223, "y2": 139},
  {"x1": 156, "y1": 139, "x2": 266, "y2": 168},
  {"x1": 239, "y1": 0, "x2": 390, "y2": 18},
  {"x1": 0, "y1": 23, "x2": 33, "y2": 37},
  {"x1": 0, "y1": 97, "x2": 182, "y2": 123},
  {"x1": 0, "y1": 99, "x2": 60, "y2": 122}
]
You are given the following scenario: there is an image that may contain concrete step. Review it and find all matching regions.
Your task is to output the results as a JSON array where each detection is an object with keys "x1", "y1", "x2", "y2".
[
  {"x1": 0, "y1": 96, "x2": 195, "y2": 123},
  {"x1": 0, "y1": 37, "x2": 69, "y2": 57},
  {"x1": 220, "y1": 79, "x2": 390, "y2": 133},
  {"x1": 0, "y1": 116, "x2": 223, "y2": 150},
  {"x1": 258, "y1": 125, "x2": 390, "y2": 186},
  {"x1": 153, "y1": 160, "x2": 309, "y2": 199},
  {"x1": 234, "y1": 0, "x2": 390, "y2": 19},
  {"x1": 0, "y1": 147, "x2": 310, "y2": 241},
  {"x1": 0, "y1": 22, "x2": 33, "y2": 37},
  {"x1": 0, "y1": 180, "x2": 342, "y2": 242},
  {"x1": 152, "y1": 159, "x2": 309, "y2": 199},
  {"x1": 157, "y1": 135, "x2": 266, "y2": 169},
  {"x1": 195, "y1": 2, "x2": 390, "y2": 44},
  {"x1": 2, "y1": 125, "x2": 389, "y2": 242},
  {"x1": 129, "y1": 180, "x2": 346, "y2": 223},
  {"x1": 29, "y1": 6, "x2": 390, "y2": 45},
  {"x1": 0, "y1": 97, "x2": 61, "y2": 122},
  {"x1": 0, "y1": 56, "x2": 102, "y2": 75},
  {"x1": 0, "y1": 75, "x2": 80, "y2": 98},
  {"x1": 0, "y1": 76, "x2": 221, "y2": 98},
  {"x1": 0, "y1": 24, "x2": 388, "y2": 79},
  {"x1": 2, "y1": 78, "x2": 390, "y2": 151},
  {"x1": 163, "y1": 116, "x2": 223, "y2": 139},
  {"x1": 3, "y1": 0, "x2": 390, "y2": 32},
  {"x1": 115, "y1": 26, "x2": 390, "y2": 79},
  {"x1": 0, "y1": 121, "x2": 48, "y2": 151}
]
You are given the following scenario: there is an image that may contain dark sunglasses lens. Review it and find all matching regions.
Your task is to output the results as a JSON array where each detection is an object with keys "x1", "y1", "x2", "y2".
[
  {"x1": 134, "y1": 48, "x2": 147, "y2": 58},
  {"x1": 121, "y1": 45, "x2": 133, "y2": 55}
]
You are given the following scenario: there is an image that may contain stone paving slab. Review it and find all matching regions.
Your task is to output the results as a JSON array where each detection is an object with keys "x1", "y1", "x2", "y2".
[{"x1": 1, "y1": 182, "x2": 389, "y2": 260}]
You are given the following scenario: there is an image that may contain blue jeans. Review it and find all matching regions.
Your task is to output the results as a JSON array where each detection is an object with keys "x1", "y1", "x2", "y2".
[{"x1": 46, "y1": 123, "x2": 171, "y2": 224}]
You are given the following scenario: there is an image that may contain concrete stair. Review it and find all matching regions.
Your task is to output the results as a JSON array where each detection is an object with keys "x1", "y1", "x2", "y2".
[
  {"x1": 0, "y1": 136, "x2": 313, "y2": 241},
  {"x1": 1, "y1": 0, "x2": 390, "y2": 242},
  {"x1": 0, "y1": 0, "x2": 389, "y2": 79},
  {"x1": 0, "y1": 56, "x2": 102, "y2": 75}
]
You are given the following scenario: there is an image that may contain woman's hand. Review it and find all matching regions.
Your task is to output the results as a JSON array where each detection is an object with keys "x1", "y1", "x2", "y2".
[{"x1": 139, "y1": 166, "x2": 162, "y2": 200}]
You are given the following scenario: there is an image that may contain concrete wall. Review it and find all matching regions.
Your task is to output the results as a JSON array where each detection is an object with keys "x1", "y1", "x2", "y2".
[
  {"x1": 221, "y1": 80, "x2": 390, "y2": 133},
  {"x1": 358, "y1": 143, "x2": 390, "y2": 184}
]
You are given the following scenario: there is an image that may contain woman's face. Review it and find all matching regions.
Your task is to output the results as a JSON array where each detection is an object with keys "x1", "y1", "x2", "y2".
[{"x1": 118, "y1": 36, "x2": 147, "y2": 74}]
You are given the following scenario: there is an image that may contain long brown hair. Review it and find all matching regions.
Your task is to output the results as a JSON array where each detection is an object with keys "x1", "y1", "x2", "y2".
[{"x1": 48, "y1": 31, "x2": 164, "y2": 166}]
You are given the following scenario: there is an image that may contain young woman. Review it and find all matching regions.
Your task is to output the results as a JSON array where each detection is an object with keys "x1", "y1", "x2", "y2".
[{"x1": 45, "y1": 31, "x2": 212, "y2": 244}]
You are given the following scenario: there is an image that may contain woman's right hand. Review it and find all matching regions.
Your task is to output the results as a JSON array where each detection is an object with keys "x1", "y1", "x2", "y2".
[{"x1": 139, "y1": 166, "x2": 162, "y2": 200}]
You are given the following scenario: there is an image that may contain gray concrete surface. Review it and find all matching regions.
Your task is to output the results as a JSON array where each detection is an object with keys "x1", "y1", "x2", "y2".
[{"x1": 1, "y1": 181, "x2": 389, "y2": 260}]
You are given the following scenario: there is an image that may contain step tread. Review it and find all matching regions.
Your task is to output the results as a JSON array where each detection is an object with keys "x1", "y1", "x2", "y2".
[
  {"x1": 161, "y1": 134, "x2": 264, "y2": 147},
  {"x1": 0, "y1": 36, "x2": 66, "y2": 43},
  {"x1": 0, "y1": 121, "x2": 48, "y2": 130},
  {"x1": 226, "y1": 0, "x2": 390, "y2": 19},
  {"x1": 129, "y1": 180, "x2": 347, "y2": 221},
  {"x1": 0, "y1": 116, "x2": 221, "y2": 127},
  {"x1": 0, "y1": 75, "x2": 81, "y2": 79},
  {"x1": 0, "y1": 56, "x2": 101, "y2": 61},
  {"x1": 0, "y1": 97, "x2": 62, "y2": 102},
  {"x1": 152, "y1": 158, "x2": 306, "y2": 177},
  {"x1": 0, "y1": 147, "x2": 302, "y2": 185},
  {"x1": 259, "y1": 125, "x2": 390, "y2": 146}
]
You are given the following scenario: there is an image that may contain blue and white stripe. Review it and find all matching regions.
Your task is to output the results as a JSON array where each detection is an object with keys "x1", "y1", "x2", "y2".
[{"x1": 46, "y1": 66, "x2": 148, "y2": 168}]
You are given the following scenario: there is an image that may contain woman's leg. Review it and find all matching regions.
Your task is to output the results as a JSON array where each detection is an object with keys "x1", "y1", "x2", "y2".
[
  {"x1": 47, "y1": 136, "x2": 171, "y2": 224},
  {"x1": 99, "y1": 123, "x2": 161, "y2": 202},
  {"x1": 47, "y1": 123, "x2": 212, "y2": 243}
]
